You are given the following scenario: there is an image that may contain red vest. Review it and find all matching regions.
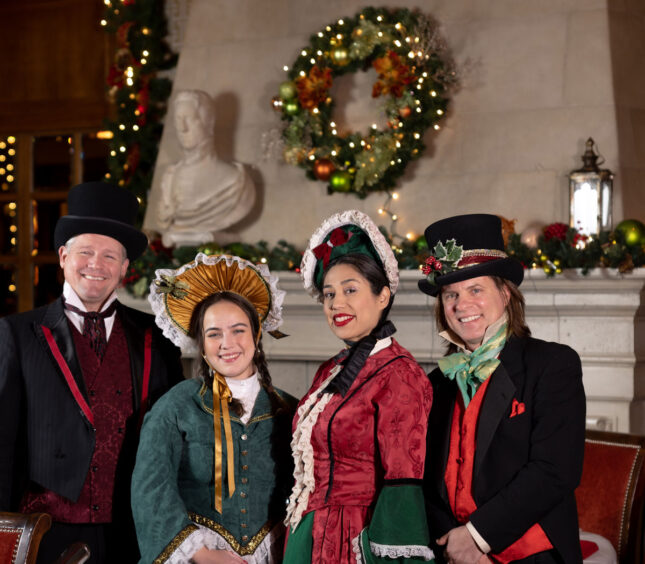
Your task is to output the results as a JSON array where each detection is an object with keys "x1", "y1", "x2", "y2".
[
  {"x1": 20, "y1": 316, "x2": 133, "y2": 523},
  {"x1": 444, "y1": 377, "x2": 553, "y2": 563}
]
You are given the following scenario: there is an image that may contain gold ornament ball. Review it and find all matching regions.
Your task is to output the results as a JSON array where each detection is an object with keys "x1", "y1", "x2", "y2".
[
  {"x1": 283, "y1": 100, "x2": 299, "y2": 116},
  {"x1": 331, "y1": 46, "x2": 350, "y2": 66},
  {"x1": 313, "y1": 158, "x2": 335, "y2": 181},
  {"x1": 330, "y1": 171, "x2": 352, "y2": 192},
  {"x1": 278, "y1": 81, "x2": 297, "y2": 100},
  {"x1": 615, "y1": 219, "x2": 645, "y2": 247}
]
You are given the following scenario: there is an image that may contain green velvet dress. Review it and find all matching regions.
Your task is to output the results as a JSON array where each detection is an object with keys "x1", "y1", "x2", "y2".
[{"x1": 131, "y1": 378, "x2": 296, "y2": 564}]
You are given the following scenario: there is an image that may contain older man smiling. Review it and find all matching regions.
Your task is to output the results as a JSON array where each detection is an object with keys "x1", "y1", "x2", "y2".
[{"x1": 0, "y1": 181, "x2": 182, "y2": 564}]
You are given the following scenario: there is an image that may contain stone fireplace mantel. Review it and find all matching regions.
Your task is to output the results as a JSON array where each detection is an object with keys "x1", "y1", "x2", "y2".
[{"x1": 119, "y1": 268, "x2": 645, "y2": 434}]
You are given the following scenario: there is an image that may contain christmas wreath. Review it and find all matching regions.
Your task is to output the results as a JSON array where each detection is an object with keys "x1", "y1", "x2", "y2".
[{"x1": 273, "y1": 7, "x2": 457, "y2": 198}]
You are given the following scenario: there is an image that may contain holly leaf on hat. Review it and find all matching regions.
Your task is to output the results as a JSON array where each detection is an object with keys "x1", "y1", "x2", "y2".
[{"x1": 444, "y1": 239, "x2": 464, "y2": 265}]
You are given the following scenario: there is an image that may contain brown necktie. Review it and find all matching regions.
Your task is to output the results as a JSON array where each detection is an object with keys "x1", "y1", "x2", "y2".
[{"x1": 63, "y1": 300, "x2": 118, "y2": 360}]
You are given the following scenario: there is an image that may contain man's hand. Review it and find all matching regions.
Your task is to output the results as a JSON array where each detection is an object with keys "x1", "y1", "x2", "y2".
[{"x1": 436, "y1": 526, "x2": 490, "y2": 564}]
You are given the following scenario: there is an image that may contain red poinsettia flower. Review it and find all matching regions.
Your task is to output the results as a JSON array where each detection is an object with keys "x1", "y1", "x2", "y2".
[{"x1": 543, "y1": 222, "x2": 569, "y2": 242}]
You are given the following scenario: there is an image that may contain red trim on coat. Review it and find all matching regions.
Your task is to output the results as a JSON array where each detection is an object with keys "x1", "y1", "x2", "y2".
[
  {"x1": 41, "y1": 325, "x2": 94, "y2": 427},
  {"x1": 138, "y1": 328, "x2": 152, "y2": 429}
]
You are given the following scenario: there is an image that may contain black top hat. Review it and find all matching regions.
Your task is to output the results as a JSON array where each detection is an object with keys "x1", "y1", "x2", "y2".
[
  {"x1": 418, "y1": 213, "x2": 524, "y2": 296},
  {"x1": 54, "y1": 181, "x2": 148, "y2": 260}
]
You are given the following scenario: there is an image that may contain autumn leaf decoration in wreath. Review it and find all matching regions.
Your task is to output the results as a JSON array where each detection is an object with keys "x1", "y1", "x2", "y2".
[{"x1": 272, "y1": 7, "x2": 458, "y2": 198}]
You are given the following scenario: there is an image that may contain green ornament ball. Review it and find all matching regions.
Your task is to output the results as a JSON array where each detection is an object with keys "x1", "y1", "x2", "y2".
[
  {"x1": 415, "y1": 235, "x2": 428, "y2": 252},
  {"x1": 283, "y1": 100, "x2": 299, "y2": 116},
  {"x1": 329, "y1": 171, "x2": 352, "y2": 192},
  {"x1": 278, "y1": 81, "x2": 297, "y2": 100},
  {"x1": 615, "y1": 219, "x2": 645, "y2": 247}
]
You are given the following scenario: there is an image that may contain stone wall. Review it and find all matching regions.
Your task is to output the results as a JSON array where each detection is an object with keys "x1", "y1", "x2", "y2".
[{"x1": 145, "y1": 0, "x2": 645, "y2": 246}]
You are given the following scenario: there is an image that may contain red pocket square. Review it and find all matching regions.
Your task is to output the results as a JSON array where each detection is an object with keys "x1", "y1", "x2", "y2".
[{"x1": 510, "y1": 399, "x2": 526, "y2": 418}]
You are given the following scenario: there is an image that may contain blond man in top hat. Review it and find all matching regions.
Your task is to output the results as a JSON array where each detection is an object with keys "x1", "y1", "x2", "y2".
[
  {"x1": 0, "y1": 182, "x2": 183, "y2": 563},
  {"x1": 419, "y1": 214, "x2": 586, "y2": 564}
]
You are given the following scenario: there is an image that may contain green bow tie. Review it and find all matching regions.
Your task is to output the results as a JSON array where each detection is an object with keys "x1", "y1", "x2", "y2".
[{"x1": 438, "y1": 323, "x2": 507, "y2": 407}]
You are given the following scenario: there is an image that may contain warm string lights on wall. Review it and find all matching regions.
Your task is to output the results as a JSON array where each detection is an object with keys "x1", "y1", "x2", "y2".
[
  {"x1": 377, "y1": 191, "x2": 416, "y2": 255},
  {"x1": 1, "y1": 136, "x2": 18, "y2": 295},
  {"x1": 100, "y1": 0, "x2": 176, "y2": 223}
]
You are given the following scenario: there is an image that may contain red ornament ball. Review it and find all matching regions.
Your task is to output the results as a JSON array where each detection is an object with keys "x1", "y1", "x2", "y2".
[{"x1": 313, "y1": 158, "x2": 335, "y2": 181}]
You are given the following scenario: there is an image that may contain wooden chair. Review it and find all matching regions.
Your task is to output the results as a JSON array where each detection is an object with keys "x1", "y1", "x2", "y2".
[
  {"x1": 575, "y1": 430, "x2": 645, "y2": 564},
  {"x1": 52, "y1": 542, "x2": 90, "y2": 564},
  {"x1": 0, "y1": 512, "x2": 51, "y2": 564}
]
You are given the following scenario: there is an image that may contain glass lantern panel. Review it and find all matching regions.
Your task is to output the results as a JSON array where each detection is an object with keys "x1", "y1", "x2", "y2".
[
  {"x1": 0, "y1": 135, "x2": 18, "y2": 194},
  {"x1": 33, "y1": 135, "x2": 73, "y2": 191},
  {"x1": 82, "y1": 133, "x2": 111, "y2": 182},
  {"x1": 34, "y1": 263, "x2": 64, "y2": 308},
  {"x1": 33, "y1": 199, "x2": 66, "y2": 254},
  {"x1": 0, "y1": 201, "x2": 19, "y2": 255},
  {"x1": 0, "y1": 264, "x2": 18, "y2": 316},
  {"x1": 570, "y1": 172, "x2": 600, "y2": 236},
  {"x1": 601, "y1": 179, "x2": 612, "y2": 231}
]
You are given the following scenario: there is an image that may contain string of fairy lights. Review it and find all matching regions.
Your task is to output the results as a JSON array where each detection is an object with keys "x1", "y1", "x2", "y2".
[{"x1": 0, "y1": 135, "x2": 18, "y2": 294}]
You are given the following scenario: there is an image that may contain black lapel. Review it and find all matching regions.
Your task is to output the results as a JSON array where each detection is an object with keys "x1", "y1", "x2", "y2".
[
  {"x1": 118, "y1": 303, "x2": 143, "y2": 408},
  {"x1": 473, "y1": 338, "x2": 523, "y2": 477},
  {"x1": 428, "y1": 371, "x2": 457, "y2": 505},
  {"x1": 34, "y1": 297, "x2": 88, "y2": 400}
]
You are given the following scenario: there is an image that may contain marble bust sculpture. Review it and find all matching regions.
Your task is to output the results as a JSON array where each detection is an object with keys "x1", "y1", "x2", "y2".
[{"x1": 157, "y1": 90, "x2": 255, "y2": 247}]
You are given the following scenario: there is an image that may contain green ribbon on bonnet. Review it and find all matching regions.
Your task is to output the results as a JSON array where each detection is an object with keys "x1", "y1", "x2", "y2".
[{"x1": 438, "y1": 323, "x2": 508, "y2": 407}]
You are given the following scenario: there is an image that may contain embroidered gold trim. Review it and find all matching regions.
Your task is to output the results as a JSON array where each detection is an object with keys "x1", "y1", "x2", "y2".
[
  {"x1": 188, "y1": 513, "x2": 273, "y2": 555},
  {"x1": 153, "y1": 524, "x2": 199, "y2": 564}
]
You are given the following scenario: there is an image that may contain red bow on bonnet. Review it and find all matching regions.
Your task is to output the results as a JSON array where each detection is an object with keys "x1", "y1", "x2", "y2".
[{"x1": 313, "y1": 228, "x2": 353, "y2": 270}]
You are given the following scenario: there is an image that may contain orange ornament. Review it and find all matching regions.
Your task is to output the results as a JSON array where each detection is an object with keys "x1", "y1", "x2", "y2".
[
  {"x1": 314, "y1": 158, "x2": 335, "y2": 181},
  {"x1": 398, "y1": 106, "x2": 411, "y2": 118}
]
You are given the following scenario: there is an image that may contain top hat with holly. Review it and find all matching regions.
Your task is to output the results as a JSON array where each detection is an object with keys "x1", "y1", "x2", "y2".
[{"x1": 418, "y1": 213, "x2": 524, "y2": 297}]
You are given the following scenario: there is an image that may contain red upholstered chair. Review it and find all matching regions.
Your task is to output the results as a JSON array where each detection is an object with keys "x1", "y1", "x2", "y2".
[
  {"x1": 0, "y1": 512, "x2": 51, "y2": 564},
  {"x1": 575, "y1": 430, "x2": 645, "y2": 564}
]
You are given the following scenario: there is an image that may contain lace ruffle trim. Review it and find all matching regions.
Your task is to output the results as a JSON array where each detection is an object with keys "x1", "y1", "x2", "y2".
[
  {"x1": 284, "y1": 367, "x2": 339, "y2": 529},
  {"x1": 300, "y1": 210, "x2": 399, "y2": 298},
  {"x1": 165, "y1": 522, "x2": 284, "y2": 564},
  {"x1": 351, "y1": 530, "x2": 435, "y2": 563}
]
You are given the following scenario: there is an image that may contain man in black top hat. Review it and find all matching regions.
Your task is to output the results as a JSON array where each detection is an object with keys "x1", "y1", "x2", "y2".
[
  {"x1": 419, "y1": 214, "x2": 586, "y2": 564},
  {"x1": 0, "y1": 182, "x2": 183, "y2": 563}
]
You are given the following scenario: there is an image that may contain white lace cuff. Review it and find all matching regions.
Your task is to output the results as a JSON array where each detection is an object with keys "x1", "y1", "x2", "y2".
[{"x1": 164, "y1": 523, "x2": 283, "y2": 564}]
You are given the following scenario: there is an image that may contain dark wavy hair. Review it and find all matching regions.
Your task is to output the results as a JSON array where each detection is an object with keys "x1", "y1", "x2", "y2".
[
  {"x1": 190, "y1": 291, "x2": 283, "y2": 416},
  {"x1": 435, "y1": 275, "x2": 531, "y2": 354}
]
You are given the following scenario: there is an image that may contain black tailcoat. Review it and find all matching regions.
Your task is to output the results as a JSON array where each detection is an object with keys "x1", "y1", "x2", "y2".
[
  {"x1": 424, "y1": 336, "x2": 586, "y2": 564},
  {"x1": 0, "y1": 297, "x2": 183, "y2": 511}
]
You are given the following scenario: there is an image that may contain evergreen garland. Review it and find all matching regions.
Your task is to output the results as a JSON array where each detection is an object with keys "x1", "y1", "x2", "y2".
[{"x1": 102, "y1": 0, "x2": 177, "y2": 225}]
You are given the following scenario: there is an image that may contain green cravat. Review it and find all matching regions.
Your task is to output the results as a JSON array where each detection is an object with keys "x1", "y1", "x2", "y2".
[{"x1": 438, "y1": 323, "x2": 508, "y2": 407}]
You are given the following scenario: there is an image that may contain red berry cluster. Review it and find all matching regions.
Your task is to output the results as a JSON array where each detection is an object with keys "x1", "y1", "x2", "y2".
[
  {"x1": 422, "y1": 256, "x2": 443, "y2": 275},
  {"x1": 122, "y1": 266, "x2": 142, "y2": 286},
  {"x1": 543, "y1": 222, "x2": 569, "y2": 242},
  {"x1": 572, "y1": 232, "x2": 588, "y2": 247}
]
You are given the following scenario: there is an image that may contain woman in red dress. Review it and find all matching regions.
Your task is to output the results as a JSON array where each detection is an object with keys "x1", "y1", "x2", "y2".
[{"x1": 283, "y1": 210, "x2": 436, "y2": 564}]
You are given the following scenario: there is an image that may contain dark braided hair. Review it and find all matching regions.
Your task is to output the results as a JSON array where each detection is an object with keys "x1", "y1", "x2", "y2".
[{"x1": 190, "y1": 291, "x2": 285, "y2": 417}]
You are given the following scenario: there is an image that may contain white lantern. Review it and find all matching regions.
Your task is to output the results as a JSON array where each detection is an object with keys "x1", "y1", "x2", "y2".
[{"x1": 569, "y1": 138, "x2": 613, "y2": 236}]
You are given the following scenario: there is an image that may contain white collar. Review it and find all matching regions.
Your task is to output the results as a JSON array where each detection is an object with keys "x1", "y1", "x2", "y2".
[{"x1": 63, "y1": 281, "x2": 118, "y2": 313}]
